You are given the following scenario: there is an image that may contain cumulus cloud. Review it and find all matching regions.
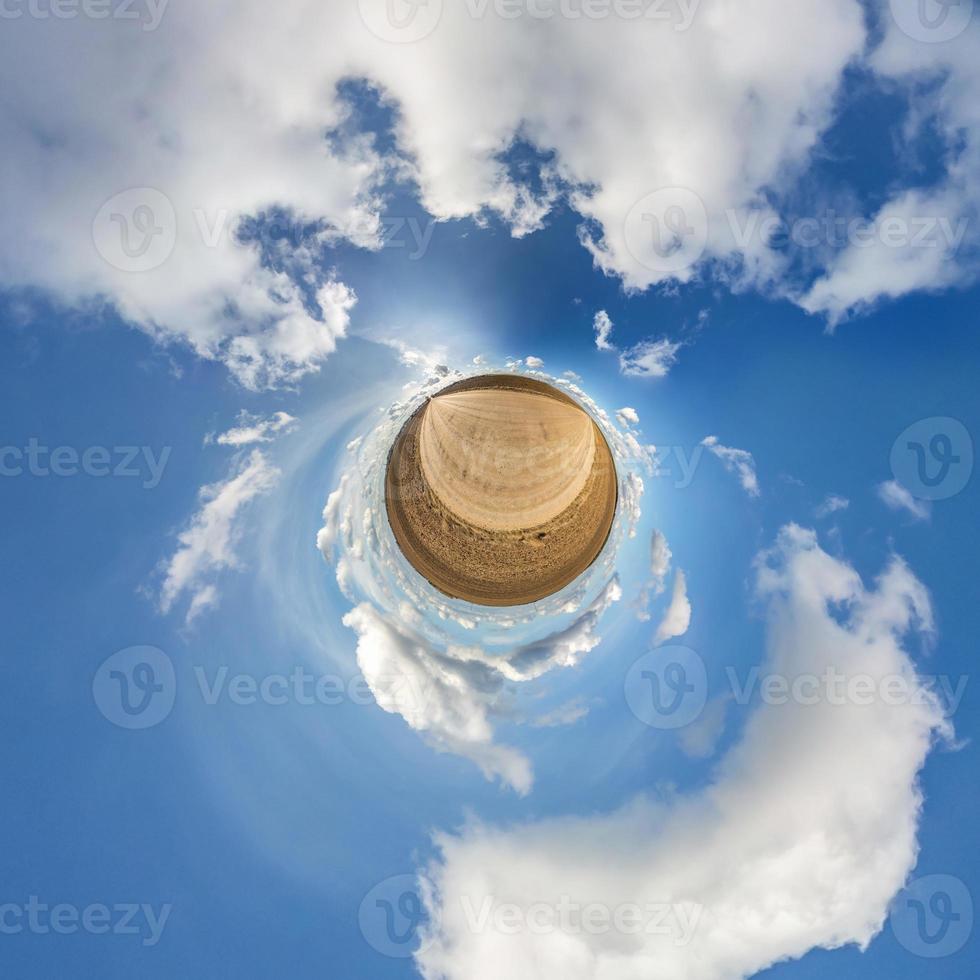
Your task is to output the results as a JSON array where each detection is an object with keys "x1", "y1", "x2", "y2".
[
  {"x1": 801, "y1": 18, "x2": 980, "y2": 321},
  {"x1": 618, "y1": 338, "x2": 682, "y2": 379},
  {"x1": 877, "y1": 480, "x2": 931, "y2": 522},
  {"x1": 654, "y1": 569, "x2": 692, "y2": 645},
  {"x1": 354, "y1": 0, "x2": 865, "y2": 294},
  {"x1": 159, "y1": 449, "x2": 280, "y2": 623},
  {"x1": 701, "y1": 436, "x2": 760, "y2": 497},
  {"x1": 316, "y1": 473, "x2": 351, "y2": 563},
  {"x1": 616, "y1": 407, "x2": 640, "y2": 428},
  {"x1": 337, "y1": 578, "x2": 622, "y2": 793},
  {"x1": 524, "y1": 356, "x2": 544, "y2": 369},
  {"x1": 594, "y1": 310, "x2": 681, "y2": 380},
  {"x1": 417, "y1": 526, "x2": 951, "y2": 980},
  {"x1": 316, "y1": 401, "x2": 635, "y2": 791},
  {"x1": 343, "y1": 602, "x2": 534, "y2": 794},
  {"x1": 0, "y1": 5, "x2": 381, "y2": 388},
  {"x1": 490, "y1": 578, "x2": 623, "y2": 683},
  {"x1": 3, "y1": 0, "x2": 973, "y2": 373},
  {"x1": 209, "y1": 410, "x2": 298, "y2": 447},
  {"x1": 593, "y1": 311, "x2": 615, "y2": 352}
]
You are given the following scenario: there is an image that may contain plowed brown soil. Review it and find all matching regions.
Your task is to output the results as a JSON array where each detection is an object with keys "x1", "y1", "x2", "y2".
[{"x1": 385, "y1": 375, "x2": 617, "y2": 606}]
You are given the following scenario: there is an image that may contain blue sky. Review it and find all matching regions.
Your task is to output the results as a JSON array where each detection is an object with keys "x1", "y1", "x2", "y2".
[{"x1": 1, "y1": 2, "x2": 979, "y2": 978}]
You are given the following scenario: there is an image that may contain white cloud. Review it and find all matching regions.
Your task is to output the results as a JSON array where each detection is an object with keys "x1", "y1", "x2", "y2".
[
  {"x1": 316, "y1": 473, "x2": 351, "y2": 562},
  {"x1": 649, "y1": 529, "x2": 672, "y2": 590},
  {"x1": 0, "y1": 5, "x2": 378, "y2": 388},
  {"x1": 877, "y1": 480, "x2": 931, "y2": 523},
  {"x1": 654, "y1": 569, "x2": 692, "y2": 645},
  {"x1": 210, "y1": 410, "x2": 298, "y2": 447},
  {"x1": 159, "y1": 449, "x2": 279, "y2": 623},
  {"x1": 3, "y1": 0, "x2": 972, "y2": 365},
  {"x1": 616, "y1": 407, "x2": 640, "y2": 428},
  {"x1": 360, "y1": 1, "x2": 865, "y2": 295},
  {"x1": 418, "y1": 526, "x2": 951, "y2": 980},
  {"x1": 801, "y1": 20, "x2": 980, "y2": 321},
  {"x1": 184, "y1": 583, "x2": 220, "y2": 626},
  {"x1": 530, "y1": 699, "x2": 592, "y2": 729},
  {"x1": 318, "y1": 430, "x2": 626, "y2": 792},
  {"x1": 618, "y1": 337, "x2": 682, "y2": 379},
  {"x1": 343, "y1": 602, "x2": 534, "y2": 795},
  {"x1": 593, "y1": 311, "x2": 615, "y2": 352},
  {"x1": 816, "y1": 493, "x2": 850, "y2": 518},
  {"x1": 594, "y1": 309, "x2": 681, "y2": 380},
  {"x1": 701, "y1": 435, "x2": 760, "y2": 497},
  {"x1": 524, "y1": 355, "x2": 544, "y2": 368},
  {"x1": 337, "y1": 578, "x2": 622, "y2": 794}
]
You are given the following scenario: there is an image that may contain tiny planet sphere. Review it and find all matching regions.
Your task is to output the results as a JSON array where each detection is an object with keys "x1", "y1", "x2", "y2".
[{"x1": 385, "y1": 374, "x2": 618, "y2": 606}]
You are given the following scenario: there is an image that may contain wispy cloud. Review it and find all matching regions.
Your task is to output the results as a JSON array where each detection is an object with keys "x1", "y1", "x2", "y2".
[
  {"x1": 530, "y1": 699, "x2": 592, "y2": 729},
  {"x1": 702, "y1": 435, "x2": 760, "y2": 497},
  {"x1": 654, "y1": 569, "x2": 692, "y2": 645},
  {"x1": 593, "y1": 310, "x2": 614, "y2": 351},
  {"x1": 208, "y1": 410, "x2": 298, "y2": 447},
  {"x1": 877, "y1": 480, "x2": 930, "y2": 522},
  {"x1": 815, "y1": 493, "x2": 849, "y2": 518},
  {"x1": 635, "y1": 528, "x2": 673, "y2": 621},
  {"x1": 159, "y1": 450, "x2": 279, "y2": 625}
]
